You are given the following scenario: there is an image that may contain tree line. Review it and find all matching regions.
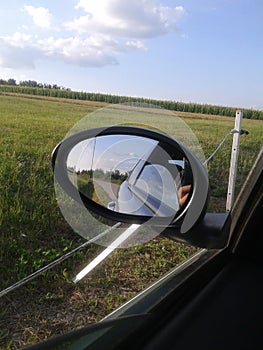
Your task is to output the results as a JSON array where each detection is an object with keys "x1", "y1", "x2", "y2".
[
  {"x1": 0, "y1": 78, "x2": 262, "y2": 120},
  {"x1": 0, "y1": 78, "x2": 70, "y2": 91}
]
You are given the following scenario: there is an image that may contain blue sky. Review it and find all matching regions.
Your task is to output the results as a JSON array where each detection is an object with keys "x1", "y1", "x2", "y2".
[{"x1": 0, "y1": 0, "x2": 262, "y2": 109}]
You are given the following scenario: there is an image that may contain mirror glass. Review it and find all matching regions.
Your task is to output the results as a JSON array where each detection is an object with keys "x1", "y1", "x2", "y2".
[{"x1": 67, "y1": 134, "x2": 193, "y2": 217}]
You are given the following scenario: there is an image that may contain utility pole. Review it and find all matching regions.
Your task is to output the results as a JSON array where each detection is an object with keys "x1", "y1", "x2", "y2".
[{"x1": 226, "y1": 110, "x2": 243, "y2": 211}]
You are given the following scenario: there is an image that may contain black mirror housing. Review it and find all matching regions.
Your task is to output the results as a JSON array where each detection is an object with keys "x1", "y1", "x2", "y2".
[{"x1": 51, "y1": 126, "x2": 228, "y2": 249}]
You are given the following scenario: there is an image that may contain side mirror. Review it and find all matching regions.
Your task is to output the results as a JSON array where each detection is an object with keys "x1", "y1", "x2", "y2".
[{"x1": 52, "y1": 126, "x2": 229, "y2": 249}]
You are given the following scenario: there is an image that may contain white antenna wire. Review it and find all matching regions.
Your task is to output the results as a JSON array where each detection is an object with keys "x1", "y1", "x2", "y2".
[
  {"x1": 73, "y1": 224, "x2": 140, "y2": 283},
  {"x1": 0, "y1": 223, "x2": 121, "y2": 297}
]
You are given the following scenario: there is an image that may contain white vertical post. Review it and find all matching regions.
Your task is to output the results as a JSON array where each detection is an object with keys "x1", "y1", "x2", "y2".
[{"x1": 226, "y1": 110, "x2": 243, "y2": 212}]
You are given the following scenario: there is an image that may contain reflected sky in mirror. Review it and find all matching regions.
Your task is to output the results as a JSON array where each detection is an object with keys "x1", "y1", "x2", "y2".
[
  {"x1": 93, "y1": 135, "x2": 158, "y2": 174},
  {"x1": 67, "y1": 135, "x2": 158, "y2": 174}
]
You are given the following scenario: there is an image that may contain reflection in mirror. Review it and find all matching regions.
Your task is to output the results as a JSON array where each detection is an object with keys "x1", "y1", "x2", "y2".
[{"x1": 67, "y1": 134, "x2": 193, "y2": 218}]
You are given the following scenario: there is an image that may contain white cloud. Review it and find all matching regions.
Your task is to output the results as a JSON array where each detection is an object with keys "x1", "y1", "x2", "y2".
[
  {"x1": 0, "y1": 32, "x2": 125, "y2": 68},
  {"x1": 0, "y1": 1, "x2": 185, "y2": 69},
  {"x1": 0, "y1": 40, "x2": 38, "y2": 69},
  {"x1": 1, "y1": 32, "x2": 33, "y2": 48},
  {"x1": 38, "y1": 35, "x2": 121, "y2": 66},
  {"x1": 23, "y1": 5, "x2": 52, "y2": 29},
  {"x1": 125, "y1": 40, "x2": 146, "y2": 50},
  {"x1": 65, "y1": 0, "x2": 185, "y2": 38}
]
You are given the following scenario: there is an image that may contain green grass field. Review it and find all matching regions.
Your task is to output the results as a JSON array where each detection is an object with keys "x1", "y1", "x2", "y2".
[{"x1": 0, "y1": 94, "x2": 262, "y2": 349}]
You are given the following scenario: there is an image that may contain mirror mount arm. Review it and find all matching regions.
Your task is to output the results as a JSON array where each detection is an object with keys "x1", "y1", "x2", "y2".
[{"x1": 161, "y1": 213, "x2": 231, "y2": 249}]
